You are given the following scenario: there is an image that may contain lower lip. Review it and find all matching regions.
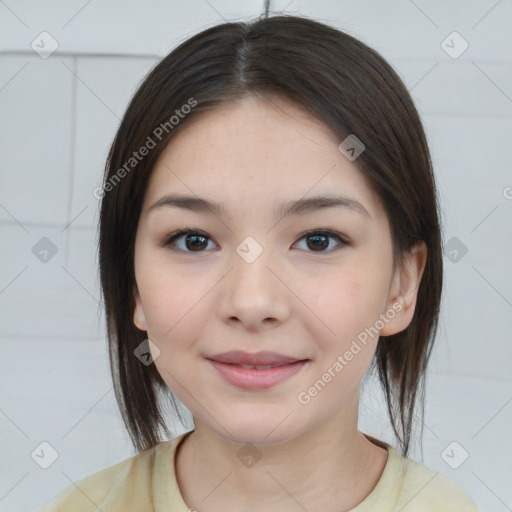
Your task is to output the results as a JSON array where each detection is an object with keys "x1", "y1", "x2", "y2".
[{"x1": 207, "y1": 359, "x2": 308, "y2": 390}]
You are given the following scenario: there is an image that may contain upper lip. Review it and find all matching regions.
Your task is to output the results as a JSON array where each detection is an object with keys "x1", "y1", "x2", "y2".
[{"x1": 206, "y1": 350, "x2": 307, "y2": 366}]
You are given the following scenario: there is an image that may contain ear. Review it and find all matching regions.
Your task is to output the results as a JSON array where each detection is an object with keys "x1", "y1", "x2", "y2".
[
  {"x1": 380, "y1": 241, "x2": 427, "y2": 336},
  {"x1": 133, "y1": 285, "x2": 148, "y2": 331}
]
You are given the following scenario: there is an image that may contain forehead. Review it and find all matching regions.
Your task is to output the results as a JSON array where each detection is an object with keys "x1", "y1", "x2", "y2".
[{"x1": 142, "y1": 95, "x2": 383, "y2": 222}]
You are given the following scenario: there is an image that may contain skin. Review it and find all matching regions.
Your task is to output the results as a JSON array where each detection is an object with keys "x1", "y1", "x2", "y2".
[{"x1": 132, "y1": 94, "x2": 427, "y2": 512}]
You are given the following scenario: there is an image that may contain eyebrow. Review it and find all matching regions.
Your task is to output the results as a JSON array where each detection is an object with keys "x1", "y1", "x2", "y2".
[{"x1": 146, "y1": 193, "x2": 371, "y2": 220}]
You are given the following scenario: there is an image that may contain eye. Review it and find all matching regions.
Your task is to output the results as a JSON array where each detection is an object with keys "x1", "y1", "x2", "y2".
[
  {"x1": 161, "y1": 229, "x2": 217, "y2": 252},
  {"x1": 293, "y1": 229, "x2": 349, "y2": 253},
  {"x1": 161, "y1": 228, "x2": 349, "y2": 254}
]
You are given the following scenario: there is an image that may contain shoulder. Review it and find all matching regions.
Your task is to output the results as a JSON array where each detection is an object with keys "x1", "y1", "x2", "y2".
[
  {"x1": 395, "y1": 453, "x2": 479, "y2": 511},
  {"x1": 36, "y1": 438, "x2": 175, "y2": 512}
]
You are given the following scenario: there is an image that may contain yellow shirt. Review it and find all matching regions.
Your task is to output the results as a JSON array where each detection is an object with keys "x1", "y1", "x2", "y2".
[{"x1": 37, "y1": 430, "x2": 479, "y2": 511}]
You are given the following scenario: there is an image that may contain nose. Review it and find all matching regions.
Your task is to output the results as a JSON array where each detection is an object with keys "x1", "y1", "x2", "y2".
[{"x1": 216, "y1": 244, "x2": 290, "y2": 332}]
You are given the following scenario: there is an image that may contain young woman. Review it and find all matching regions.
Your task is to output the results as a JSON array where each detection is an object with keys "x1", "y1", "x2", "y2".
[{"x1": 39, "y1": 13, "x2": 479, "y2": 512}]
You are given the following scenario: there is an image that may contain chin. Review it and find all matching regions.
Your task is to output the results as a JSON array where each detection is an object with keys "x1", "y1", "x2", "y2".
[
  {"x1": 217, "y1": 417, "x2": 303, "y2": 447},
  {"x1": 224, "y1": 431, "x2": 292, "y2": 447}
]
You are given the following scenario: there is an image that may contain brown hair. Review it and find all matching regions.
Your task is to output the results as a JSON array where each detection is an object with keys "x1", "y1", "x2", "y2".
[{"x1": 98, "y1": 13, "x2": 443, "y2": 458}]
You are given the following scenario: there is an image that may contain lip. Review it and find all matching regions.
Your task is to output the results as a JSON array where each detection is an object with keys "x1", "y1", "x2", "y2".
[
  {"x1": 206, "y1": 350, "x2": 305, "y2": 366},
  {"x1": 206, "y1": 351, "x2": 309, "y2": 390}
]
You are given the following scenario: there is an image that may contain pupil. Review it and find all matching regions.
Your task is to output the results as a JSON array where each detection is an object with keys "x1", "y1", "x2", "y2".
[
  {"x1": 187, "y1": 234, "x2": 207, "y2": 251},
  {"x1": 308, "y1": 234, "x2": 327, "y2": 251},
  {"x1": 184, "y1": 233, "x2": 329, "y2": 251}
]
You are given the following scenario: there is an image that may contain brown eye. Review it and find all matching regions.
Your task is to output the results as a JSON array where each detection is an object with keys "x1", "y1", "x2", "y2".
[
  {"x1": 307, "y1": 234, "x2": 329, "y2": 251},
  {"x1": 161, "y1": 229, "x2": 216, "y2": 252},
  {"x1": 161, "y1": 228, "x2": 349, "y2": 254},
  {"x1": 293, "y1": 230, "x2": 349, "y2": 253}
]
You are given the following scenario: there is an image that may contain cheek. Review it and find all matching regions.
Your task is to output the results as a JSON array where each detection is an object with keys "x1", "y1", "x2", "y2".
[
  {"x1": 137, "y1": 260, "x2": 214, "y2": 345},
  {"x1": 306, "y1": 278, "x2": 383, "y2": 399},
  {"x1": 135, "y1": 256, "x2": 179, "y2": 332},
  {"x1": 142, "y1": 285, "x2": 198, "y2": 340},
  {"x1": 140, "y1": 274, "x2": 211, "y2": 388},
  {"x1": 309, "y1": 270, "x2": 389, "y2": 356}
]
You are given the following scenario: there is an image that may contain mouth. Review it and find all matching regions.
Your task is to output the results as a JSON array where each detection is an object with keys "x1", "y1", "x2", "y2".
[
  {"x1": 214, "y1": 361, "x2": 307, "y2": 370},
  {"x1": 206, "y1": 355, "x2": 310, "y2": 390},
  {"x1": 205, "y1": 350, "x2": 308, "y2": 367}
]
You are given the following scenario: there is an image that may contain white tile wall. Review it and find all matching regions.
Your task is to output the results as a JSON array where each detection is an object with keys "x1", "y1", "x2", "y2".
[
  {"x1": 0, "y1": 55, "x2": 74, "y2": 225},
  {"x1": 1, "y1": 1, "x2": 510, "y2": 511},
  {"x1": 72, "y1": 56, "x2": 160, "y2": 228},
  {"x1": 0, "y1": 0, "x2": 264, "y2": 56}
]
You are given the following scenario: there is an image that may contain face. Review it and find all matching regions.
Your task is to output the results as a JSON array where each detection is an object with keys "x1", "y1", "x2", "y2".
[{"x1": 133, "y1": 94, "x2": 424, "y2": 446}]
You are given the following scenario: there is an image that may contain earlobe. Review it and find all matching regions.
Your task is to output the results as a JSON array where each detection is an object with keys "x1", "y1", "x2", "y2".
[
  {"x1": 380, "y1": 241, "x2": 427, "y2": 337},
  {"x1": 133, "y1": 288, "x2": 147, "y2": 331}
]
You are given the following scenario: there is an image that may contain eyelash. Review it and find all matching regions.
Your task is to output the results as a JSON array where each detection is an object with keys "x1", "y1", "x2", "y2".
[{"x1": 160, "y1": 228, "x2": 350, "y2": 254}]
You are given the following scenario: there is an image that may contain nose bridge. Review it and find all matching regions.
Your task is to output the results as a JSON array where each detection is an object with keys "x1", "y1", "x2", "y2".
[
  {"x1": 217, "y1": 234, "x2": 289, "y2": 326},
  {"x1": 230, "y1": 234, "x2": 276, "y2": 293}
]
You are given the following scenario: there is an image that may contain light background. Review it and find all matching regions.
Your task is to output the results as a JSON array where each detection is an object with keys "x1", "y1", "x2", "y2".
[{"x1": 0, "y1": 1, "x2": 511, "y2": 511}]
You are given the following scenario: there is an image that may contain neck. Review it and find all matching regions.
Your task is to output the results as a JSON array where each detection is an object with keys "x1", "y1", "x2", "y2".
[{"x1": 175, "y1": 392, "x2": 389, "y2": 512}]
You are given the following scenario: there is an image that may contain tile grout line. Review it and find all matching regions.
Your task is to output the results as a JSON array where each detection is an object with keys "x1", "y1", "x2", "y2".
[
  {"x1": 0, "y1": 220, "x2": 95, "y2": 230},
  {"x1": 0, "y1": 50, "x2": 162, "y2": 60},
  {"x1": 64, "y1": 55, "x2": 79, "y2": 267},
  {"x1": 0, "y1": 52, "x2": 511, "y2": 67}
]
